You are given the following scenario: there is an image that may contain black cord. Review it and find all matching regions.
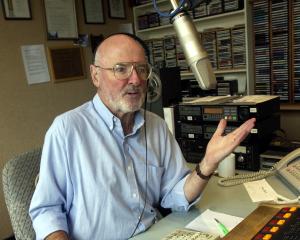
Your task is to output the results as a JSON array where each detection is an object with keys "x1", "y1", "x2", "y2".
[{"x1": 129, "y1": 92, "x2": 149, "y2": 238}]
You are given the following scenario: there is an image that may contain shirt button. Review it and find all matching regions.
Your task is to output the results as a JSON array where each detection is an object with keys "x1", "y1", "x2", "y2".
[{"x1": 133, "y1": 193, "x2": 137, "y2": 198}]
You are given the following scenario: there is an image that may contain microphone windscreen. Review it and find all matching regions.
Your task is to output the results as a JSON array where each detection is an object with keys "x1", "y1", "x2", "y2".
[
  {"x1": 172, "y1": 11, "x2": 217, "y2": 90},
  {"x1": 190, "y1": 58, "x2": 217, "y2": 90}
]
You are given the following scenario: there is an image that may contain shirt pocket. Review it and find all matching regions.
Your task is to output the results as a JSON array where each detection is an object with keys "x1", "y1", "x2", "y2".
[{"x1": 136, "y1": 162, "x2": 164, "y2": 204}]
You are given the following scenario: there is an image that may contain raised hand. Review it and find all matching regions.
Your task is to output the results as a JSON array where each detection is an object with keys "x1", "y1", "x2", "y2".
[{"x1": 201, "y1": 118, "x2": 256, "y2": 174}]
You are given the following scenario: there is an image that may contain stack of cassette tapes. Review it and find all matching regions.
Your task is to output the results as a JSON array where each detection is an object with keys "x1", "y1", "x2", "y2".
[
  {"x1": 163, "y1": 36, "x2": 177, "y2": 68},
  {"x1": 223, "y1": 0, "x2": 244, "y2": 12},
  {"x1": 293, "y1": 0, "x2": 300, "y2": 102},
  {"x1": 253, "y1": 0, "x2": 271, "y2": 95},
  {"x1": 216, "y1": 28, "x2": 232, "y2": 69},
  {"x1": 270, "y1": 0, "x2": 289, "y2": 101},
  {"x1": 231, "y1": 25, "x2": 246, "y2": 68},
  {"x1": 202, "y1": 29, "x2": 218, "y2": 70}
]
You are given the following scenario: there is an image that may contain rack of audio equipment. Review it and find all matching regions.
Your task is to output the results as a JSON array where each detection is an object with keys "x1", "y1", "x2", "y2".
[{"x1": 174, "y1": 95, "x2": 280, "y2": 171}]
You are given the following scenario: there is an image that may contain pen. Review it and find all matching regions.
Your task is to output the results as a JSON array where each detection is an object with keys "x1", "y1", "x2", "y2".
[{"x1": 214, "y1": 218, "x2": 229, "y2": 236}]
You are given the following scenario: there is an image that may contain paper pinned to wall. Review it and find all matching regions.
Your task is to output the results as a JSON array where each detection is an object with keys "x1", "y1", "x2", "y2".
[{"x1": 21, "y1": 44, "x2": 50, "y2": 85}]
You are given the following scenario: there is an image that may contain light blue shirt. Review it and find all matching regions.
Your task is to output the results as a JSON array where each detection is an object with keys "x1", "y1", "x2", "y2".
[{"x1": 29, "y1": 95, "x2": 195, "y2": 240}]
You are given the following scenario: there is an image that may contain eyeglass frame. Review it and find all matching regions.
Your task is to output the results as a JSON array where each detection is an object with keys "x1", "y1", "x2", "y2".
[{"x1": 93, "y1": 62, "x2": 153, "y2": 81}]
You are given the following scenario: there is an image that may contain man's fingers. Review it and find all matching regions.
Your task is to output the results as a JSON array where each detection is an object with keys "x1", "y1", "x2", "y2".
[
  {"x1": 237, "y1": 118, "x2": 256, "y2": 134},
  {"x1": 213, "y1": 119, "x2": 227, "y2": 137},
  {"x1": 229, "y1": 118, "x2": 256, "y2": 143}
]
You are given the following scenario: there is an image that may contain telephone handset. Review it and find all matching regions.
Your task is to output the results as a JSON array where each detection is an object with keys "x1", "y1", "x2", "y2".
[
  {"x1": 218, "y1": 148, "x2": 300, "y2": 195},
  {"x1": 276, "y1": 148, "x2": 300, "y2": 193}
]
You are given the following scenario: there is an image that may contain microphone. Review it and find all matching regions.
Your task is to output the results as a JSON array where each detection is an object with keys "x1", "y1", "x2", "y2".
[{"x1": 170, "y1": 1, "x2": 217, "y2": 90}]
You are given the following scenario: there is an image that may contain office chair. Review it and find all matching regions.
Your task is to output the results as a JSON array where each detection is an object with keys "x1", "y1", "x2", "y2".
[{"x1": 2, "y1": 148, "x2": 42, "y2": 240}]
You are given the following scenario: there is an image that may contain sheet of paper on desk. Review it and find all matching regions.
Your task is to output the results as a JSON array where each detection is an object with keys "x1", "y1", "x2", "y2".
[
  {"x1": 243, "y1": 179, "x2": 279, "y2": 203},
  {"x1": 161, "y1": 229, "x2": 220, "y2": 240},
  {"x1": 185, "y1": 209, "x2": 243, "y2": 237}
]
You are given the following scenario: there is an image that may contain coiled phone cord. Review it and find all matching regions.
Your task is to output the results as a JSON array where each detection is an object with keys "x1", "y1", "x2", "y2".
[{"x1": 218, "y1": 167, "x2": 276, "y2": 187}]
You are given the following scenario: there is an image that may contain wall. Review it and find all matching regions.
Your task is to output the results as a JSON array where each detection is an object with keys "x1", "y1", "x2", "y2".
[
  {"x1": 281, "y1": 111, "x2": 300, "y2": 142},
  {"x1": 0, "y1": 0, "x2": 133, "y2": 238}
]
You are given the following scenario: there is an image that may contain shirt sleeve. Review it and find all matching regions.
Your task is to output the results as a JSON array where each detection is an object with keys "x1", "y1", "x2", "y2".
[
  {"x1": 29, "y1": 117, "x2": 72, "y2": 239},
  {"x1": 161, "y1": 173, "x2": 202, "y2": 211},
  {"x1": 158, "y1": 124, "x2": 202, "y2": 211}
]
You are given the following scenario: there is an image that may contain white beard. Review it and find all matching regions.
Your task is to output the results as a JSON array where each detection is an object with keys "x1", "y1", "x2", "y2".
[{"x1": 106, "y1": 85, "x2": 146, "y2": 114}]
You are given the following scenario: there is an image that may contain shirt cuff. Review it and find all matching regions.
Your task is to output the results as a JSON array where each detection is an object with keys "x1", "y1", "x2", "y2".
[
  {"x1": 32, "y1": 211, "x2": 69, "y2": 240},
  {"x1": 162, "y1": 173, "x2": 202, "y2": 212}
]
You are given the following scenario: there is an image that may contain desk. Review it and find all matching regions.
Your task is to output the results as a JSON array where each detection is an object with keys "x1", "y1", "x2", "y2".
[{"x1": 132, "y1": 172, "x2": 297, "y2": 239}]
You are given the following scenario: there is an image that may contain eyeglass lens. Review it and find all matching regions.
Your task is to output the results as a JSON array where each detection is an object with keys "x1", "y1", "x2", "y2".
[{"x1": 113, "y1": 63, "x2": 151, "y2": 80}]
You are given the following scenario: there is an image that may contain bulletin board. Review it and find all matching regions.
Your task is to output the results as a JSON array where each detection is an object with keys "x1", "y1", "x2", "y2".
[{"x1": 48, "y1": 46, "x2": 86, "y2": 82}]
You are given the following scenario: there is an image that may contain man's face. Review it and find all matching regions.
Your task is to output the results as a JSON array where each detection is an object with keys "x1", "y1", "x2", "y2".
[{"x1": 90, "y1": 36, "x2": 149, "y2": 117}]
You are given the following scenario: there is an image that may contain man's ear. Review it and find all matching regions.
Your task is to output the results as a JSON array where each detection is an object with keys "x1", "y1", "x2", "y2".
[{"x1": 90, "y1": 65, "x2": 100, "y2": 88}]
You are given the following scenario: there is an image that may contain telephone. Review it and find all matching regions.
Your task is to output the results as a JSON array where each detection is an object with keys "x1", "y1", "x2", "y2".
[
  {"x1": 218, "y1": 148, "x2": 300, "y2": 195},
  {"x1": 276, "y1": 148, "x2": 300, "y2": 193}
]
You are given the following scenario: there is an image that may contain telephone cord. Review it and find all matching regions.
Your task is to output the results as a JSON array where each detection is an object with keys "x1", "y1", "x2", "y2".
[{"x1": 218, "y1": 168, "x2": 276, "y2": 187}]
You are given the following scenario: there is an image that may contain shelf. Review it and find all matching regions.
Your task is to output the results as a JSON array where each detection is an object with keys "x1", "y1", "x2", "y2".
[
  {"x1": 214, "y1": 68, "x2": 246, "y2": 74},
  {"x1": 133, "y1": 0, "x2": 165, "y2": 9},
  {"x1": 194, "y1": 9, "x2": 244, "y2": 23},
  {"x1": 280, "y1": 104, "x2": 300, "y2": 111},
  {"x1": 136, "y1": 9, "x2": 245, "y2": 34},
  {"x1": 180, "y1": 68, "x2": 246, "y2": 78}
]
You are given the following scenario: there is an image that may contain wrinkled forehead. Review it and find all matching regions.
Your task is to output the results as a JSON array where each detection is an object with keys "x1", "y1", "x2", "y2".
[{"x1": 96, "y1": 35, "x2": 147, "y2": 65}]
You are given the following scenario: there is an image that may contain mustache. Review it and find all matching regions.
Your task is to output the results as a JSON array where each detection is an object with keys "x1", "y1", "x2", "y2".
[{"x1": 123, "y1": 85, "x2": 145, "y2": 94}]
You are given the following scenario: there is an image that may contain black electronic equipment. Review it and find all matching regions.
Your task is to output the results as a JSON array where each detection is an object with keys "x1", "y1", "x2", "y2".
[
  {"x1": 174, "y1": 95, "x2": 280, "y2": 170},
  {"x1": 174, "y1": 104, "x2": 202, "y2": 123},
  {"x1": 203, "y1": 114, "x2": 280, "y2": 142},
  {"x1": 147, "y1": 67, "x2": 181, "y2": 118},
  {"x1": 234, "y1": 144, "x2": 269, "y2": 171},
  {"x1": 200, "y1": 95, "x2": 280, "y2": 123},
  {"x1": 175, "y1": 122, "x2": 203, "y2": 140},
  {"x1": 252, "y1": 207, "x2": 300, "y2": 240},
  {"x1": 177, "y1": 138, "x2": 207, "y2": 163}
]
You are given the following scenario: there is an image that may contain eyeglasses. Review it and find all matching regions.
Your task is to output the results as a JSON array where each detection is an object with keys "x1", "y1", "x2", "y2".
[{"x1": 94, "y1": 62, "x2": 152, "y2": 81}]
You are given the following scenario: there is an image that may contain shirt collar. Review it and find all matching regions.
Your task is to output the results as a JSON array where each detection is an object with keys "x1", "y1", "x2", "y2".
[{"x1": 92, "y1": 94, "x2": 145, "y2": 133}]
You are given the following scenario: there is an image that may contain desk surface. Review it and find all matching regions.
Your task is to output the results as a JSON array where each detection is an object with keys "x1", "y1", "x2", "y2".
[{"x1": 132, "y1": 171, "x2": 297, "y2": 239}]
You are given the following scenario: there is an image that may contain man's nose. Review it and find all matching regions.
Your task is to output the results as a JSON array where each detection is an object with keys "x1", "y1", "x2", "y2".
[{"x1": 128, "y1": 68, "x2": 142, "y2": 85}]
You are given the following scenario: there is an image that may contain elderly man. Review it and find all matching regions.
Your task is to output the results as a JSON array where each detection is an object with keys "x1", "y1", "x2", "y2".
[{"x1": 29, "y1": 33, "x2": 255, "y2": 240}]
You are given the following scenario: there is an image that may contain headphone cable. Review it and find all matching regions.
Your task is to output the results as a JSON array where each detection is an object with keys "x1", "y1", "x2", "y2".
[{"x1": 129, "y1": 91, "x2": 149, "y2": 238}]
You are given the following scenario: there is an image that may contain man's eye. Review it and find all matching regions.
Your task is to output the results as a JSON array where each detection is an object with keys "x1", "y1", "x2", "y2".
[
  {"x1": 137, "y1": 65, "x2": 147, "y2": 73},
  {"x1": 114, "y1": 64, "x2": 128, "y2": 73}
]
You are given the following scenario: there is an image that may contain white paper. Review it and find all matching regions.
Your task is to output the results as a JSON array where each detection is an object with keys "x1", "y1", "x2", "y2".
[
  {"x1": 185, "y1": 209, "x2": 243, "y2": 237},
  {"x1": 44, "y1": 0, "x2": 78, "y2": 38},
  {"x1": 21, "y1": 44, "x2": 50, "y2": 85},
  {"x1": 243, "y1": 179, "x2": 278, "y2": 203},
  {"x1": 162, "y1": 229, "x2": 219, "y2": 240}
]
